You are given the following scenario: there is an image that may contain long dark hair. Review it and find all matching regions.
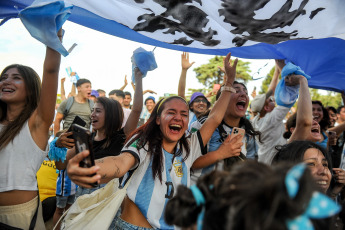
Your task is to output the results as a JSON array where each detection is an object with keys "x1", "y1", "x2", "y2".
[
  {"x1": 312, "y1": 100, "x2": 331, "y2": 131},
  {"x1": 0, "y1": 64, "x2": 41, "y2": 150},
  {"x1": 125, "y1": 96, "x2": 190, "y2": 183},
  {"x1": 96, "y1": 97, "x2": 124, "y2": 149},
  {"x1": 273, "y1": 140, "x2": 332, "y2": 172}
]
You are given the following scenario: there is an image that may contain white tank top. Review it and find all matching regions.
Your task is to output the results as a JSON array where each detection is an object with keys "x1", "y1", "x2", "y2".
[{"x1": 0, "y1": 121, "x2": 48, "y2": 192}]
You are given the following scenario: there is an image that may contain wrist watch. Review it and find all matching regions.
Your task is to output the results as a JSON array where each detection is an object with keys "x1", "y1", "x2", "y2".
[{"x1": 221, "y1": 85, "x2": 236, "y2": 93}]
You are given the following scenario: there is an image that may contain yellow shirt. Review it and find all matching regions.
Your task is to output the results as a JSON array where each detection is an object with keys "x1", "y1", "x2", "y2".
[{"x1": 37, "y1": 160, "x2": 58, "y2": 201}]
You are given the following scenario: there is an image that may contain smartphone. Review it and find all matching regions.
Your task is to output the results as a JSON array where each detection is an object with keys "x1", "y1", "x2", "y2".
[
  {"x1": 253, "y1": 86, "x2": 256, "y2": 91},
  {"x1": 67, "y1": 116, "x2": 87, "y2": 138},
  {"x1": 72, "y1": 124, "x2": 95, "y2": 168},
  {"x1": 72, "y1": 124, "x2": 98, "y2": 187},
  {"x1": 230, "y1": 127, "x2": 245, "y2": 144}
]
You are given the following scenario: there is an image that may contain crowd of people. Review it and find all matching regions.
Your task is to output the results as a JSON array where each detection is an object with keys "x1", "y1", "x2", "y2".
[{"x1": 1, "y1": 29, "x2": 345, "y2": 230}]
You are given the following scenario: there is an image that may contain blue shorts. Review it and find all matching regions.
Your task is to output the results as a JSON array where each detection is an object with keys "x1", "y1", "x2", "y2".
[
  {"x1": 56, "y1": 195, "x2": 75, "y2": 208},
  {"x1": 113, "y1": 216, "x2": 154, "y2": 230}
]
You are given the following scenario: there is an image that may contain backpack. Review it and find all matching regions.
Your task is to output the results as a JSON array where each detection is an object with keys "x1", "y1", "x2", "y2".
[{"x1": 63, "y1": 97, "x2": 94, "y2": 119}]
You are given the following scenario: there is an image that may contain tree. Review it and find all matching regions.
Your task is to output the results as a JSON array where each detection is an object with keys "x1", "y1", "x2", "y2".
[
  {"x1": 259, "y1": 66, "x2": 280, "y2": 94},
  {"x1": 193, "y1": 56, "x2": 252, "y2": 89}
]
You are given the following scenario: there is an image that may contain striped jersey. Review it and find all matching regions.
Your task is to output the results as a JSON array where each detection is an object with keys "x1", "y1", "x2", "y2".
[
  {"x1": 56, "y1": 169, "x2": 77, "y2": 196},
  {"x1": 121, "y1": 131, "x2": 204, "y2": 229}
]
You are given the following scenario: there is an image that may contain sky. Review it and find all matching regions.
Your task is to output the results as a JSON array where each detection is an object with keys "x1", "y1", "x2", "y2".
[{"x1": 0, "y1": 19, "x2": 275, "y2": 102}]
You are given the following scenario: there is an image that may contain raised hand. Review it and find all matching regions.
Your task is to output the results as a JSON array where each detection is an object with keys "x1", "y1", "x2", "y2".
[
  {"x1": 223, "y1": 52, "x2": 238, "y2": 86},
  {"x1": 124, "y1": 75, "x2": 128, "y2": 85},
  {"x1": 181, "y1": 52, "x2": 195, "y2": 70}
]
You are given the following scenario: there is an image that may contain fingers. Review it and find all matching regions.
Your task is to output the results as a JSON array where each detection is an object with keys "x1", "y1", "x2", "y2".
[{"x1": 67, "y1": 151, "x2": 101, "y2": 187}]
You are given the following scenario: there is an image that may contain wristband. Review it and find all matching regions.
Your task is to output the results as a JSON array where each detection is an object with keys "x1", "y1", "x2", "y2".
[{"x1": 221, "y1": 85, "x2": 236, "y2": 93}]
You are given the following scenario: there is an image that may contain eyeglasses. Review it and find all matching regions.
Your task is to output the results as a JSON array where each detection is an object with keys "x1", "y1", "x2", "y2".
[{"x1": 194, "y1": 98, "x2": 208, "y2": 104}]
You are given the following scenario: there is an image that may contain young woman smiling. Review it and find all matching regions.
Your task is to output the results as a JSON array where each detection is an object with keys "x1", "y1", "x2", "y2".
[
  {"x1": 66, "y1": 53, "x2": 238, "y2": 229},
  {"x1": 0, "y1": 31, "x2": 62, "y2": 228}
]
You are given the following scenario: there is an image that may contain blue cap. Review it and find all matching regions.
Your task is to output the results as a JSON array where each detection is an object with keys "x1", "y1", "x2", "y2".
[{"x1": 145, "y1": 96, "x2": 155, "y2": 104}]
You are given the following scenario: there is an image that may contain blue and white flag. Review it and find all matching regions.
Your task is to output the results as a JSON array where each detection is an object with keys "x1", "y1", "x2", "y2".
[{"x1": 1, "y1": 0, "x2": 345, "y2": 92}]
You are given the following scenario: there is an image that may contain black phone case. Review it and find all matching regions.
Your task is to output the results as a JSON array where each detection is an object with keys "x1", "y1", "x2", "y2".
[
  {"x1": 72, "y1": 124, "x2": 98, "y2": 187},
  {"x1": 67, "y1": 116, "x2": 87, "y2": 138}
]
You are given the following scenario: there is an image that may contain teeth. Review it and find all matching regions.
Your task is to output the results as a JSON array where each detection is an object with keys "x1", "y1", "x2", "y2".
[
  {"x1": 317, "y1": 181, "x2": 326, "y2": 185},
  {"x1": 170, "y1": 124, "x2": 181, "y2": 128},
  {"x1": 2, "y1": 89, "x2": 14, "y2": 92}
]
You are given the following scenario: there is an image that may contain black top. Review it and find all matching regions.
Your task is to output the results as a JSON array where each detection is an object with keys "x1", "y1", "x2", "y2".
[{"x1": 92, "y1": 129, "x2": 126, "y2": 160}]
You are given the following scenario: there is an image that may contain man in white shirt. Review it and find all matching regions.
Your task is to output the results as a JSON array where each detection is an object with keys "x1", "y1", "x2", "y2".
[{"x1": 251, "y1": 60, "x2": 289, "y2": 164}]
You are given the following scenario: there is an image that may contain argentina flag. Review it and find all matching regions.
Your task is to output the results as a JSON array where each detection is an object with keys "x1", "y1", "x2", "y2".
[{"x1": 1, "y1": 0, "x2": 345, "y2": 92}]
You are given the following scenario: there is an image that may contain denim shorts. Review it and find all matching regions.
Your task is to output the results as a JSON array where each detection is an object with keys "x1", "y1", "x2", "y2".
[
  {"x1": 74, "y1": 184, "x2": 106, "y2": 200},
  {"x1": 113, "y1": 216, "x2": 154, "y2": 230},
  {"x1": 56, "y1": 194, "x2": 75, "y2": 208}
]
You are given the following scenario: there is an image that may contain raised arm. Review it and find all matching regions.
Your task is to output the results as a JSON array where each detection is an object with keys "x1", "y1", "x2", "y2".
[
  {"x1": 199, "y1": 53, "x2": 237, "y2": 145},
  {"x1": 69, "y1": 81, "x2": 76, "y2": 97},
  {"x1": 29, "y1": 30, "x2": 62, "y2": 149},
  {"x1": 267, "y1": 60, "x2": 284, "y2": 96},
  {"x1": 124, "y1": 68, "x2": 143, "y2": 136},
  {"x1": 178, "y1": 52, "x2": 195, "y2": 98},
  {"x1": 60, "y1": 77, "x2": 66, "y2": 101},
  {"x1": 119, "y1": 75, "x2": 128, "y2": 91},
  {"x1": 289, "y1": 76, "x2": 311, "y2": 142},
  {"x1": 143, "y1": 89, "x2": 157, "y2": 95}
]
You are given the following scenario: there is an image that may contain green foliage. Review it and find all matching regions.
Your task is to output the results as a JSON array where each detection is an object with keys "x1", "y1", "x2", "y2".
[
  {"x1": 193, "y1": 56, "x2": 252, "y2": 89},
  {"x1": 310, "y1": 89, "x2": 342, "y2": 108},
  {"x1": 259, "y1": 67, "x2": 281, "y2": 94}
]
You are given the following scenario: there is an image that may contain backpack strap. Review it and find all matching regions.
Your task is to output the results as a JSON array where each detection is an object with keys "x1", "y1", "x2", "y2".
[
  {"x1": 88, "y1": 99, "x2": 94, "y2": 112},
  {"x1": 63, "y1": 97, "x2": 75, "y2": 119},
  {"x1": 218, "y1": 121, "x2": 229, "y2": 143}
]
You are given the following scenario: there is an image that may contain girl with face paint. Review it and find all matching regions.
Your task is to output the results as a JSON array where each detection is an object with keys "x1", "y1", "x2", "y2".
[{"x1": 67, "y1": 52, "x2": 238, "y2": 229}]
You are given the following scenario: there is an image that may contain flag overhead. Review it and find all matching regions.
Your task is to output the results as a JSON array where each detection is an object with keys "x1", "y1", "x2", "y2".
[{"x1": 1, "y1": 0, "x2": 345, "y2": 92}]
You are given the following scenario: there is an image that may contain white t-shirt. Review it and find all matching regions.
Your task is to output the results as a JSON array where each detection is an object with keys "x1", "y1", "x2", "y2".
[
  {"x1": 121, "y1": 131, "x2": 204, "y2": 229},
  {"x1": 122, "y1": 107, "x2": 131, "y2": 128},
  {"x1": 252, "y1": 106, "x2": 289, "y2": 164}
]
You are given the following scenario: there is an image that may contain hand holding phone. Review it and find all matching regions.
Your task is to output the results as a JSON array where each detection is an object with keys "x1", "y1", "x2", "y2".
[
  {"x1": 230, "y1": 127, "x2": 245, "y2": 145},
  {"x1": 218, "y1": 133, "x2": 243, "y2": 160},
  {"x1": 67, "y1": 116, "x2": 87, "y2": 139},
  {"x1": 72, "y1": 124, "x2": 98, "y2": 187},
  {"x1": 56, "y1": 131, "x2": 75, "y2": 149}
]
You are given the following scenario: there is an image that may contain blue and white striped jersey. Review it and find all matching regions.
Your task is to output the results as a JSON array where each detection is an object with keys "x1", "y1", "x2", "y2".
[
  {"x1": 121, "y1": 131, "x2": 204, "y2": 229},
  {"x1": 56, "y1": 169, "x2": 77, "y2": 196}
]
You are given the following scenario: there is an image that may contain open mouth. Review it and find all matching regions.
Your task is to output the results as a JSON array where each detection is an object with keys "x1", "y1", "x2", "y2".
[
  {"x1": 92, "y1": 119, "x2": 98, "y2": 124},
  {"x1": 2, "y1": 88, "x2": 14, "y2": 93},
  {"x1": 236, "y1": 101, "x2": 246, "y2": 110},
  {"x1": 169, "y1": 124, "x2": 182, "y2": 133},
  {"x1": 311, "y1": 128, "x2": 319, "y2": 133}
]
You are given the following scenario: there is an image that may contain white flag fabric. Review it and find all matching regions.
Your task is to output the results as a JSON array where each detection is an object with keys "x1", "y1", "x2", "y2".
[{"x1": 1, "y1": 0, "x2": 345, "y2": 92}]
